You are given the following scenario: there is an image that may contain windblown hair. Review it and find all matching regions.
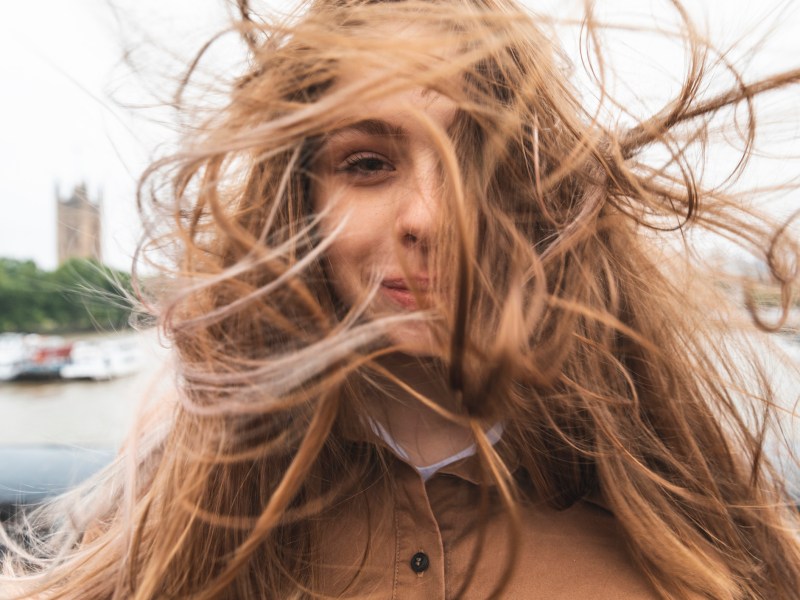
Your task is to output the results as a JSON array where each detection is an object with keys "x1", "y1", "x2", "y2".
[{"x1": 3, "y1": 0, "x2": 800, "y2": 598}]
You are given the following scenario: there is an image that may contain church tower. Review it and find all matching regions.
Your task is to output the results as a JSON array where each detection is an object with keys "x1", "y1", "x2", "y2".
[{"x1": 56, "y1": 183, "x2": 102, "y2": 264}]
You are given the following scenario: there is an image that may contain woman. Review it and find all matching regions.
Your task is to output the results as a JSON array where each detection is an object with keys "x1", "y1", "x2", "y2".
[{"x1": 3, "y1": 0, "x2": 800, "y2": 598}]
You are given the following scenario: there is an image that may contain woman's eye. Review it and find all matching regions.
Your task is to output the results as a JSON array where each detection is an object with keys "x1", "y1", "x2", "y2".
[{"x1": 337, "y1": 152, "x2": 395, "y2": 179}]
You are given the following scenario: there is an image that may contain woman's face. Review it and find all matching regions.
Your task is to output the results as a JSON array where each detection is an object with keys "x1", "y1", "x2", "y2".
[{"x1": 312, "y1": 86, "x2": 456, "y2": 355}]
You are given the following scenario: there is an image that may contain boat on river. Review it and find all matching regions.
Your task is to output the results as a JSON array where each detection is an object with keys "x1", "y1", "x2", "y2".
[
  {"x1": 0, "y1": 333, "x2": 72, "y2": 380},
  {"x1": 0, "y1": 333, "x2": 143, "y2": 382},
  {"x1": 60, "y1": 337, "x2": 143, "y2": 380}
]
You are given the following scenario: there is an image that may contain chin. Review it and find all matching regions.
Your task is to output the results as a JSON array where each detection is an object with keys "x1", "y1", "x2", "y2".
[{"x1": 385, "y1": 322, "x2": 441, "y2": 357}]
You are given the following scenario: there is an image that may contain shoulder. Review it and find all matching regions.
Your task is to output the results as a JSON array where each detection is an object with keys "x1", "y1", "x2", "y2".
[{"x1": 488, "y1": 498, "x2": 659, "y2": 600}]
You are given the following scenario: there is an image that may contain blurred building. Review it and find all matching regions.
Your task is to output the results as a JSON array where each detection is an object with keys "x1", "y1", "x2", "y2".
[{"x1": 56, "y1": 183, "x2": 102, "y2": 264}]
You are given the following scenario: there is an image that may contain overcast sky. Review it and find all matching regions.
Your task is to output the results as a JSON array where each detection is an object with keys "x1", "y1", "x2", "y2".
[{"x1": 1, "y1": 0, "x2": 798, "y2": 271}]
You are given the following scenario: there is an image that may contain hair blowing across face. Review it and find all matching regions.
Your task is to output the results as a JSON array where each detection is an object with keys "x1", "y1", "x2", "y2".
[{"x1": 2, "y1": 0, "x2": 800, "y2": 598}]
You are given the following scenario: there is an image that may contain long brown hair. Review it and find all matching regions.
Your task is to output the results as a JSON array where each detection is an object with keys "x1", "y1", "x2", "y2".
[{"x1": 3, "y1": 0, "x2": 800, "y2": 598}]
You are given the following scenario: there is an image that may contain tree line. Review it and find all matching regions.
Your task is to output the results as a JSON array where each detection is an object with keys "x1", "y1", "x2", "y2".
[{"x1": 0, "y1": 258, "x2": 134, "y2": 334}]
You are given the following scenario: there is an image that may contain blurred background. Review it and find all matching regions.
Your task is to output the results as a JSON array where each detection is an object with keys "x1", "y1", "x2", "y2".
[{"x1": 0, "y1": 0, "x2": 798, "y2": 507}]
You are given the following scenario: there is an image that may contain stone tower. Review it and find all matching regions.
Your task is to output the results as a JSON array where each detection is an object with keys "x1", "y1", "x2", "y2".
[{"x1": 56, "y1": 183, "x2": 102, "y2": 264}]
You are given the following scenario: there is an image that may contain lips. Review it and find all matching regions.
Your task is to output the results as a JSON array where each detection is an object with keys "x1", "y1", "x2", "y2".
[{"x1": 380, "y1": 277, "x2": 429, "y2": 309}]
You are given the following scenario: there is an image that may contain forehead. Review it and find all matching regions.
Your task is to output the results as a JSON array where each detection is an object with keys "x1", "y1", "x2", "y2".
[{"x1": 324, "y1": 85, "x2": 458, "y2": 141}]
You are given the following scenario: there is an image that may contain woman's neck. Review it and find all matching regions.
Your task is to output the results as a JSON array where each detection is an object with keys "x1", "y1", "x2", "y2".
[{"x1": 369, "y1": 353, "x2": 475, "y2": 467}]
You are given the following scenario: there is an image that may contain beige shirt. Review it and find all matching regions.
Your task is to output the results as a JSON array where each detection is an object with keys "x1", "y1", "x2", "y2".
[{"x1": 315, "y1": 448, "x2": 659, "y2": 599}]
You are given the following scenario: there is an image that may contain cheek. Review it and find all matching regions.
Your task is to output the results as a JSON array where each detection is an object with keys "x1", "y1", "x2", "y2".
[
  {"x1": 313, "y1": 180, "x2": 396, "y2": 306},
  {"x1": 321, "y1": 211, "x2": 377, "y2": 305}
]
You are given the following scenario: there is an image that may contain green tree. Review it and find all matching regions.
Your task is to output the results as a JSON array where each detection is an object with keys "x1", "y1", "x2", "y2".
[{"x1": 0, "y1": 258, "x2": 133, "y2": 334}]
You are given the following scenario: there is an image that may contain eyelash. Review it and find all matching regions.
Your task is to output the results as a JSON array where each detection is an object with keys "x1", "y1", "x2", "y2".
[{"x1": 337, "y1": 152, "x2": 395, "y2": 177}]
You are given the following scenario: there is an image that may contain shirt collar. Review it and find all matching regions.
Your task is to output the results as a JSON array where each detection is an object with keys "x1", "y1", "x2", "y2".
[{"x1": 368, "y1": 418, "x2": 506, "y2": 483}]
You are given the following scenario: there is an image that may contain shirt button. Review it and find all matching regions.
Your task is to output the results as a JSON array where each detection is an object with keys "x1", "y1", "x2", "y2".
[{"x1": 410, "y1": 551, "x2": 430, "y2": 573}]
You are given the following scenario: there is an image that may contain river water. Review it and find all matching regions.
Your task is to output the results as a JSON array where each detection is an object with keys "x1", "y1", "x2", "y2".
[
  {"x1": 0, "y1": 330, "x2": 172, "y2": 448},
  {"x1": 1, "y1": 329, "x2": 798, "y2": 452}
]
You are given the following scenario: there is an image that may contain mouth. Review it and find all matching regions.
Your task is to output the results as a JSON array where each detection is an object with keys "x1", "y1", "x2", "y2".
[{"x1": 380, "y1": 277, "x2": 429, "y2": 309}]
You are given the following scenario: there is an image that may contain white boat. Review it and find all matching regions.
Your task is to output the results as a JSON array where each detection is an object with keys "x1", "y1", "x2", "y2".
[
  {"x1": 0, "y1": 333, "x2": 27, "y2": 381},
  {"x1": 59, "y1": 336, "x2": 144, "y2": 380},
  {"x1": 0, "y1": 333, "x2": 72, "y2": 380}
]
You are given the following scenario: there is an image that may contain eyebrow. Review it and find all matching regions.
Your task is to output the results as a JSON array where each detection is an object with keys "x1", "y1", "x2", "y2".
[{"x1": 325, "y1": 119, "x2": 407, "y2": 141}]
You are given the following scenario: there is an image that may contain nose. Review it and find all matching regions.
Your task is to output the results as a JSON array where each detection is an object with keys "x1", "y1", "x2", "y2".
[{"x1": 394, "y1": 157, "x2": 442, "y2": 251}]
